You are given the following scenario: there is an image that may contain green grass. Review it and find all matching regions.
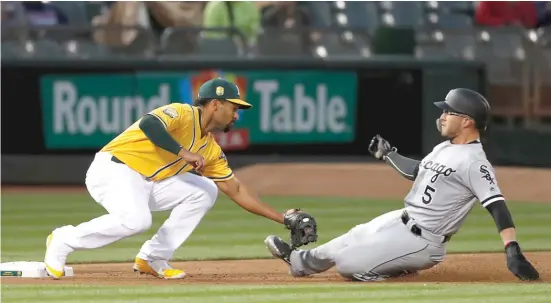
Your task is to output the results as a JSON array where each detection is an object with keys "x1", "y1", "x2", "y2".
[
  {"x1": 1, "y1": 192, "x2": 550, "y2": 263},
  {"x1": 1, "y1": 193, "x2": 550, "y2": 303},
  {"x1": 2, "y1": 283, "x2": 551, "y2": 303}
]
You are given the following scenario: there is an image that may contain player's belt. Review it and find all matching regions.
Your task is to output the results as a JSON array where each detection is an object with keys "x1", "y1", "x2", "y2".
[
  {"x1": 111, "y1": 155, "x2": 125, "y2": 164},
  {"x1": 401, "y1": 211, "x2": 451, "y2": 244}
]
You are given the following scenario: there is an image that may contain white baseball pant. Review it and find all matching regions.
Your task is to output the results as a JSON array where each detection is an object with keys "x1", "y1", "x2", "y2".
[
  {"x1": 288, "y1": 209, "x2": 447, "y2": 281},
  {"x1": 59, "y1": 151, "x2": 218, "y2": 261}
]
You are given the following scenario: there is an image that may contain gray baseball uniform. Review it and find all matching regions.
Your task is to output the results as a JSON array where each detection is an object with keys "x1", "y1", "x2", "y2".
[{"x1": 288, "y1": 140, "x2": 503, "y2": 281}]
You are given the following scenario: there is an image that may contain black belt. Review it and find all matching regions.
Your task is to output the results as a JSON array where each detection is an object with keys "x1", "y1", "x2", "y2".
[
  {"x1": 111, "y1": 155, "x2": 124, "y2": 164},
  {"x1": 401, "y1": 211, "x2": 451, "y2": 243}
]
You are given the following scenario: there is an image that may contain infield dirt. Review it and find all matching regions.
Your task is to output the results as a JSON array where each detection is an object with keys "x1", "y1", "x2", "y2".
[{"x1": 2, "y1": 163, "x2": 550, "y2": 285}]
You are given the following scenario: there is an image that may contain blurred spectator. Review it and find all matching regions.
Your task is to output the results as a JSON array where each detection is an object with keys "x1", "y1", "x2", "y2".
[
  {"x1": 475, "y1": 1, "x2": 538, "y2": 28},
  {"x1": 92, "y1": 1, "x2": 149, "y2": 47},
  {"x1": 259, "y1": 2, "x2": 310, "y2": 28},
  {"x1": 536, "y1": 1, "x2": 551, "y2": 27},
  {"x1": 202, "y1": 1, "x2": 260, "y2": 47},
  {"x1": 1, "y1": 1, "x2": 30, "y2": 41},
  {"x1": 92, "y1": 1, "x2": 204, "y2": 47},
  {"x1": 145, "y1": 1, "x2": 205, "y2": 36},
  {"x1": 1, "y1": 2, "x2": 27, "y2": 26}
]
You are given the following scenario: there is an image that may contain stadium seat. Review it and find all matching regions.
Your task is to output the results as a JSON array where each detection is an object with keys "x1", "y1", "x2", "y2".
[
  {"x1": 377, "y1": 1, "x2": 424, "y2": 28},
  {"x1": 414, "y1": 30, "x2": 447, "y2": 58},
  {"x1": 317, "y1": 32, "x2": 364, "y2": 57},
  {"x1": 301, "y1": 1, "x2": 332, "y2": 28},
  {"x1": 430, "y1": 14, "x2": 473, "y2": 29},
  {"x1": 49, "y1": 1, "x2": 88, "y2": 26},
  {"x1": 533, "y1": 28, "x2": 551, "y2": 120},
  {"x1": 2, "y1": 39, "x2": 64, "y2": 58},
  {"x1": 196, "y1": 37, "x2": 240, "y2": 57},
  {"x1": 33, "y1": 25, "x2": 90, "y2": 43},
  {"x1": 61, "y1": 40, "x2": 111, "y2": 58},
  {"x1": 257, "y1": 28, "x2": 309, "y2": 57},
  {"x1": 473, "y1": 29, "x2": 531, "y2": 123},
  {"x1": 342, "y1": 1, "x2": 380, "y2": 32},
  {"x1": 443, "y1": 30, "x2": 477, "y2": 59},
  {"x1": 1, "y1": 41, "x2": 23, "y2": 58}
]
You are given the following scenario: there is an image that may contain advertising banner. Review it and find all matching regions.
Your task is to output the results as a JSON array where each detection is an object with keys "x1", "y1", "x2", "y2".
[{"x1": 40, "y1": 70, "x2": 357, "y2": 150}]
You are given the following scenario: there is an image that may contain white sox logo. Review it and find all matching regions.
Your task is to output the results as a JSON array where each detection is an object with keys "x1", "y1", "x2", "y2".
[
  {"x1": 421, "y1": 160, "x2": 457, "y2": 183},
  {"x1": 479, "y1": 165, "x2": 495, "y2": 185}
]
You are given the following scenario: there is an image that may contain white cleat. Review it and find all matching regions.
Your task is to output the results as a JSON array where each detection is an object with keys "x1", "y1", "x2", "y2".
[
  {"x1": 264, "y1": 235, "x2": 292, "y2": 265},
  {"x1": 43, "y1": 228, "x2": 73, "y2": 279},
  {"x1": 264, "y1": 235, "x2": 310, "y2": 277},
  {"x1": 133, "y1": 258, "x2": 186, "y2": 280}
]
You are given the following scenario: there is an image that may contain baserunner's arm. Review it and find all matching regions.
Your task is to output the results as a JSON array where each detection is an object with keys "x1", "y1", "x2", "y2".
[
  {"x1": 467, "y1": 160, "x2": 539, "y2": 281},
  {"x1": 368, "y1": 134, "x2": 420, "y2": 181},
  {"x1": 383, "y1": 151, "x2": 421, "y2": 181}
]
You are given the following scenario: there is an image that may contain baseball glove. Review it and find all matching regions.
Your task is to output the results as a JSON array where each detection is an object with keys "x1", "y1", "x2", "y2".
[
  {"x1": 283, "y1": 209, "x2": 318, "y2": 249},
  {"x1": 505, "y1": 241, "x2": 539, "y2": 281}
]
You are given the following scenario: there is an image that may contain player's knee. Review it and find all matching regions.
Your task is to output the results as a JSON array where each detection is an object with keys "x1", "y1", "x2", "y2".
[{"x1": 120, "y1": 212, "x2": 152, "y2": 234}]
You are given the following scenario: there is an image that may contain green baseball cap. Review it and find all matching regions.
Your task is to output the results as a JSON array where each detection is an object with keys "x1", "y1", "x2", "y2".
[{"x1": 197, "y1": 78, "x2": 252, "y2": 109}]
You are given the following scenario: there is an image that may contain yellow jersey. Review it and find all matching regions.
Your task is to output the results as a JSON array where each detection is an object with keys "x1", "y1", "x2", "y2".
[{"x1": 101, "y1": 103, "x2": 233, "y2": 182}]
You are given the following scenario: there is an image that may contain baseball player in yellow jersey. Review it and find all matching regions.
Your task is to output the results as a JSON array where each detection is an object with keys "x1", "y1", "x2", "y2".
[{"x1": 43, "y1": 78, "x2": 318, "y2": 279}]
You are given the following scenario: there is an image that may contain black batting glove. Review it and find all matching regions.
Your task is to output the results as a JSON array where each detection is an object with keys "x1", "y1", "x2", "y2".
[{"x1": 505, "y1": 241, "x2": 540, "y2": 281}]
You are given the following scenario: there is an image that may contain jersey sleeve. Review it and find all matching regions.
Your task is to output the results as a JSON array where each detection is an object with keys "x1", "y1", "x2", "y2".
[
  {"x1": 466, "y1": 160, "x2": 505, "y2": 208},
  {"x1": 146, "y1": 103, "x2": 191, "y2": 131},
  {"x1": 202, "y1": 145, "x2": 234, "y2": 182}
]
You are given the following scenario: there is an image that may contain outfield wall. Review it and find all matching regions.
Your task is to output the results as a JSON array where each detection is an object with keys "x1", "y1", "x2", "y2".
[{"x1": 2, "y1": 57, "x2": 551, "y2": 185}]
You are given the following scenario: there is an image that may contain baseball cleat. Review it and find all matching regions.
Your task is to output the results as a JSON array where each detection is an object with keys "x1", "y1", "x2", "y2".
[
  {"x1": 133, "y1": 258, "x2": 186, "y2": 279},
  {"x1": 43, "y1": 229, "x2": 73, "y2": 279},
  {"x1": 264, "y1": 235, "x2": 292, "y2": 265}
]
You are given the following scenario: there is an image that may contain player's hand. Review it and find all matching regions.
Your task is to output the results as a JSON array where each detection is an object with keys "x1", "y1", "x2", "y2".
[
  {"x1": 368, "y1": 134, "x2": 396, "y2": 160},
  {"x1": 505, "y1": 241, "x2": 540, "y2": 281},
  {"x1": 180, "y1": 150, "x2": 205, "y2": 173}
]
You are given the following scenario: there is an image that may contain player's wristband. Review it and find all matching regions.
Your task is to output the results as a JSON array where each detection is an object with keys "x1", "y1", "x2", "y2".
[
  {"x1": 485, "y1": 200, "x2": 515, "y2": 232},
  {"x1": 139, "y1": 114, "x2": 183, "y2": 156},
  {"x1": 504, "y1": 240, "x2": 517, "y2": 247}
]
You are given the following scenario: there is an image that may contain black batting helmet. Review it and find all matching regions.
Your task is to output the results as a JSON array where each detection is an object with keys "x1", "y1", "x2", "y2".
[{"x1": 434, "y1": 88, "x2": 491, "y2": 131}]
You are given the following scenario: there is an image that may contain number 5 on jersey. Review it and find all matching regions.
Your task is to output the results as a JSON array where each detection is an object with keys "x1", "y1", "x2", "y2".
[{"x1": 422, "y1": 185, "x2": 436, "y2": 204}]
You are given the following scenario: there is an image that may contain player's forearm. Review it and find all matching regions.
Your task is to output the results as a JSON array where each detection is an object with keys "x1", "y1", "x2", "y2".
[
  {"x1": 384, "y1": 151, "x2": 420, "y2": 181},
  {"x1": 485, "y1": 200, "x2": 516, "y2": 245},
  {"x1": 139, "y1": 114, "x2": 182, "y2": 156},
  {"x1": 231, "y1": 183, "x2": 284, "y2": 224}
]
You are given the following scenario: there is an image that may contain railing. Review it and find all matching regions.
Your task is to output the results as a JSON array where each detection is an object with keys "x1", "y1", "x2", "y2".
[{"x1": 0, "y1": 24, "x2": 387, "y2": 58}]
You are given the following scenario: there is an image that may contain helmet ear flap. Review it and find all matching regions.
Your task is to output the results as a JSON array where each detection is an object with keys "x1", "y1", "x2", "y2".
[{"x1": 478, "y1": 121, "x2": 488, "y2": 132}]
